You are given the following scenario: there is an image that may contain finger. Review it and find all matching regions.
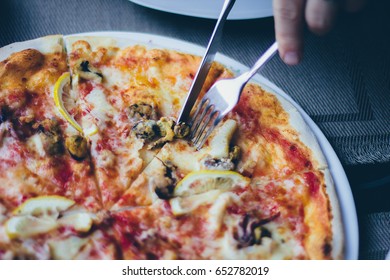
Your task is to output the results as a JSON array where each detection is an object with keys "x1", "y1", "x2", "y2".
[
  {"x1": 273, "y1": 0, "x2": 305, "y2": 65},
  {"x1": 305, "y1": 0, "x2": 339, "y2": 35},
  {"x1": 343, "y1": 0, "x2": 366, "y2": 12}
]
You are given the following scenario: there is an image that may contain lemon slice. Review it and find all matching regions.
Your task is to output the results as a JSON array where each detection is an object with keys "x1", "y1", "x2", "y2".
[
  {"x1": 83, "y1": 124, "x2": 98, "y2": 137},
  {"x1": 174, "y1": 170, "x2": 250, "y2": 197},
  {"x1": 12, "y1": 195, "x2": 75, "y2": 217},
  {"x1": 58, "y1": 213, "x2": 93, "y2": 232},
  {"x1": 170, "y1": 189, "x2": 221, "y2": 216},
  {"x1": 5, "y1": 216, "x2": 57, "y2": 239},
  {"x1": 54, "y1": 72, "x2": 83, "y2": 133}
]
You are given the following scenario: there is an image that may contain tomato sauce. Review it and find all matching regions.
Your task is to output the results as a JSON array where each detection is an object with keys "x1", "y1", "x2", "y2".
[
  {"x1": 304, "y1": 171, "x2": 320, "y2": 197},
  {"x1": 113, "y1": 213, "x2": 143, "y2": 249},
  {"x1": 95, "y1": 136, "x2": 113, "y2": 152},
  {"x1": 232, "y1": 93, "x2": 261, "y2": 137},
  {"x1": 79, "y1": 81, "x2": 93, "y2": 98},
  {"x1": 262, "y1": 127, "x2": 312, "y2": 171},
  {"x1": 53, "y1": 157, "x2": 73, "y2": 191},
  {"x1": 227, "y1": 203, "x2": 246, "y2": 216}
]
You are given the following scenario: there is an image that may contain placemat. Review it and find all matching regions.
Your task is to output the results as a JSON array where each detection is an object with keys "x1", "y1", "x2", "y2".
[{"x1": 359, "y1": 212, "x2": 390, "y2": 260}]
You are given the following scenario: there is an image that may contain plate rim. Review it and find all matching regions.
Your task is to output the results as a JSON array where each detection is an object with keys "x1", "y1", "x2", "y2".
[
  {"x1": 128, "y1": 0, "x2": 273, "y2": 20},
  {"x1": 67, "y1": 31, "x2": 359, "y2": 259}
]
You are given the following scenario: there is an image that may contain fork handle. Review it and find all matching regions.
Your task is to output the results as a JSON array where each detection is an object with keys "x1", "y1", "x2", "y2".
[{"x1": 239, "y1": 42, "x2": 279, "y2": 84}]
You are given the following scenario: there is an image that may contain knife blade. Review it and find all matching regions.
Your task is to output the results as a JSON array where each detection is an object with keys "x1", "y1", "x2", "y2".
[{"x1": 176, "y1": 0, "x2": 236, "y2": 124}]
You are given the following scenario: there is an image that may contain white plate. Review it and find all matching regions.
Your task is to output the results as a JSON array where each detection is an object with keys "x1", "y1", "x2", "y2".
[
  {"x1": 67, "y1": 32, "x2": 358, "y2": 259},
  {"x1": 129, "y1": 0, "x2": 273, "y2": 20}
]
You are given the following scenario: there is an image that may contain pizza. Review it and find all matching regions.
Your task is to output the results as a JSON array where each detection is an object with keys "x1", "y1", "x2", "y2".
[{"x1": 0, "y1": 34, "x2": 343, "y2": 260}]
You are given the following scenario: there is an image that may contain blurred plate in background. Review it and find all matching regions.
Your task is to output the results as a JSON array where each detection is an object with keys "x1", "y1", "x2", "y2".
[{"x1": 129, "y1": 0, "x2": 273, "y2": 20}]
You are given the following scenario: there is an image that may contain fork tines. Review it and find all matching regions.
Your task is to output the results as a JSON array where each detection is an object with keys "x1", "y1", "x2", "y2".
[{"x1": 190, "y1": 98, "x2": 221, "y2": 150}]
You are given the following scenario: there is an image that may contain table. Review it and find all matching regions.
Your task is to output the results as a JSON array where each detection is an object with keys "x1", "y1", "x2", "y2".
[{"x1": 1, "y1": 0, "x2": 389, "y2": 259}]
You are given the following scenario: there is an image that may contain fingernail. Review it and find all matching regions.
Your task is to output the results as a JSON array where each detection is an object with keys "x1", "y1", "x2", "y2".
[{"x1": 284, "y1": 52, "x2": 300, "y2": 65}]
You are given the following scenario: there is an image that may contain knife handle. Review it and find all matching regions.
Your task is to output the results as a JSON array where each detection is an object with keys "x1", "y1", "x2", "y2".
[{"x1": 177, "y1": 0, "x2": 236, "y2": 123}]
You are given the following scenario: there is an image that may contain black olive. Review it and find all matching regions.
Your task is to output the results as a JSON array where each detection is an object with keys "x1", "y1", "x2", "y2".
[
  {"x1": 233, "y1": 213, "x2": 279, "y2": 249},
  {"x1": 155, "y1": 184, "x2": 175, "y2": 200},
  {"x1": 79, "y1": 60, "x2": 103, "y2": 78},
  {"x1": 0, "y1": 107, "x2": 11, "y2": 124},
  {"x1": 154, "y1": 159, "x2": 177, "y2": 200},
  {"x1": 80, "y1": 61, "x2": 90, "y2": 72}
]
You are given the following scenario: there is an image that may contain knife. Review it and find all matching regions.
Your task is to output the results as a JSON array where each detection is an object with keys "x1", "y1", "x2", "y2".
[{"x1": 176, "y1": 0, "x2": 236, "y2": 124}]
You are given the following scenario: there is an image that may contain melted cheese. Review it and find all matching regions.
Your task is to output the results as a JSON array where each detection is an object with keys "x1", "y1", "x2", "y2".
[
  {"x1": 84, "y1": 87, "x2": 117, "y2": 124},
  {"x1": 0, "y1": 133, "x2": 23, "y2": 163},
  {"x1": 161, "y1": 141, "x2": 202, "y2": 172},
  {"x1": 116, "y1": 137, "x2": 144, "y2": 188},
  {"x1": 208, "y1": 120, "x2": 238, "y2": 158},
  {"x1": 26, "y1": 134, "x2": 46, "y2": 157},
  {"x1": 17, "y1": 239, "x2": 51, "y2": 260},
  {"x1": 206, "y1": 192, "x2": 238, "y2": 233},
  {"x1": 49, "y1": 236, "x2": 88, "y2": 260},
  {"x1": 101, "y1": 66, "x2": 131, "y2": 88},
  {"x1": 0, "y1": 166, "x2": 38, "y2": 205},
  {"x1": 170, "y1": 190, "x2": 221, "y2": 216},
  {"x1": 73, "y1": 230, "x2": 117, "y2": 260},
  {"x1": 145, "y1": 65, "x2": 172, "y2": 117}
]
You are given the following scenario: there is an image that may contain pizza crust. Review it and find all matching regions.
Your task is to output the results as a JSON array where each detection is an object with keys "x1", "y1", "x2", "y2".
[
  {"x1": 322, "y1": 168, "x2": 344, "y2": 259},
  {"x1": 0, "y1": 35, "x2": 64, "y2": 61}
]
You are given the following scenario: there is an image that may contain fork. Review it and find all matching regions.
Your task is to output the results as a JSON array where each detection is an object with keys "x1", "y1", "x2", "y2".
[{"x1": 190, "y1": 42, "x2": 279, "y2": 149}]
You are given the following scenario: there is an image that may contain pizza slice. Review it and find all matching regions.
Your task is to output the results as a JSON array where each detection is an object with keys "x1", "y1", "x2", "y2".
[
  {"x1": 0, "y1": 35, "x2": 101, "y2": 211},
  {"x1": 64, "y1": 36, "x2": 149, "y2": 209},
  {"x1": 0, "y1": 195, "x2": 101, "y2": 260},
  {"x1": 230, "y1": 83, "x2": 328, "y2": 179}
]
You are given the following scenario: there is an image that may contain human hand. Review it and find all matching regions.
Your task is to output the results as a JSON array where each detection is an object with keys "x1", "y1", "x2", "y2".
[{"x1": 273, "y1": 0, "x2": 366, "y2": 65}]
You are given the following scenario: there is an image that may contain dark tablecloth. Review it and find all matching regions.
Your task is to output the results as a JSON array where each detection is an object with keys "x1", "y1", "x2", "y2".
[{"x1": 1, "y1": 0, "x2": 389, "y2": 259}]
